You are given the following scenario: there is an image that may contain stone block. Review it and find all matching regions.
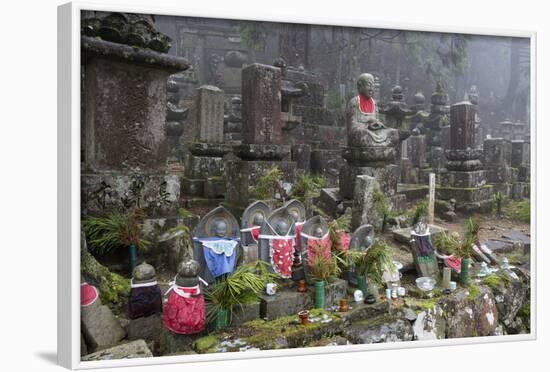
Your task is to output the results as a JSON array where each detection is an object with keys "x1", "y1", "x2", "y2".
[
  {"x1": 127, "y1": 313, "x2": 162, "y2": 343},
  {"x1": 81, "y1": 173, "x2": 181, "y2": 217},
  {"x1": 260, "y1": 290, "x2": 313, "y2": 320},
  {"x1": 310, "y1": 149, "x2": 345, "y2": 187},
  {"x1": 439, "y1": 169, "x2": 487, "y2": 188},
  {"x1": 204, "y1": 177, "x2": 226, "y2": 198},
  {"x1": 408, "y1": 134, "x2": 428, "y2": 168},
  {"x1": 486, "y1": 166, "x2": 517, "y2": 184},
  {"x1": 318, "y1": 188, "x2": 344, "y2": 217},
  {"x1": 484, "y1": 138, "x2": 512, "y2": 167},
  {"x1": 397, "y1": 184, "x2": 429, "y2": 200},
  {"x1": 449, "y1": 102, "x2": 476, "y2": 150},
  {"x1": 181, "y1": 177, "x2": 204, "y2": 197},
  {"x1": 231, "y1": 302, "x2": 261, "y2": 326},
  {"x1": 325, "y1": 279, "x2": 348, "y2": 308},
  {"x1": 82, "y1": 340, "x2": 153, "y2": 361},
  {"x1": 511, "y1": 140, "x2": 530, "y2": 168},
  {"x1": 225, "y1": 159, "x2": 297, "y2": 206},
  {"x1": 241, "y1": 63, "x2": 282, "y2": 145},
  {"x1": 291, "y1": 144, "x2": 311, "y2": 171},
  {"x1": 392, "y1": 224, "x2": 447, "y2": 244},
  {"x1": 303, "y1": 124, "x2": 347, "y2": 147},
  {"x1": 436, "y1": 185, "x2": 494, "y2": 212},
  {"x1": 159, "y1": 327, "x2": 202, "y2": 356},
  {"x1": 351, "y1": 175, "x2": 381, "y2": 231},
  {"x1": 185, "y1": 154, "x2": 224, "y2": 179},
  {"x1": 194, "y1": 85, "x2": 224, "y2": 143},
  {"x1": 340, "y1": 164, "x2": 399, "y2": 199},
  {"x1": 81, "y1": 302, "x2": 126, "y2": 352}
]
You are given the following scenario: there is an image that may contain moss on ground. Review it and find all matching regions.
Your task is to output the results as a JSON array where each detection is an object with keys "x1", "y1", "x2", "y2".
[
  {"x1": 482, "y1": 272, "x2": 512, "y2": 291},
  {"x1": 467, "y1": 284, "x2": 480, "y2": 301},
  {"x1": 193, "y1": 335, "x2": 219, "y2": 354}
]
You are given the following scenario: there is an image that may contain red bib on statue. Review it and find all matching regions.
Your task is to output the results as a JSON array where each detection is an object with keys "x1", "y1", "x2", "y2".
[
  {"x1": 162, "y1": 286, "x2": 205, "y2": 335},
  {"x1": 271, "y1": 239, "x2": 294, "y2": 278}
]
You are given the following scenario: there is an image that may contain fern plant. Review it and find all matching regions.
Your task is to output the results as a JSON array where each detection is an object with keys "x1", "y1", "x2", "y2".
[
  {"x1": 255, "y1": 165, "x2": 283, "y2": 200},
  {"x1": 363, "y1": 240, "x2": 395, "y2": 286},
  {"x1": 308, "y1": 245, "x2": 341, "y2": 283},
  {"x1": 291, "y1": 173, "x2": 327, "y2": 201},
  {"x1": 205, "y1": 261, "x2": 278, "y2": 322},
  {"x1": 83, "y1": 208, "x2": 150, "y2": 256}
]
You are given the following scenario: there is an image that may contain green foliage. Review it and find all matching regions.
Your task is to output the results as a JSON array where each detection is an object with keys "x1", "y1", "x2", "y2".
[
  {"x1": 453, "y1": 233, "x2": 474, "y2": 259},
  {"x1": 205, "y1": 261, "x2": 278, "y2": 322},
  {"x1": 482, "y1": 271, "x2": 512, "y2": 290},
  {"x1": 405, "y1": 199, "x2": 428, "y2": 226},
  {"x1": 433, "y1": 232, "x2": 461, "y2": 256},
  {"x1": 465, "y1": 217, "x2": 481, "y2": 245},
  {"x1": 503, "y1": 200, "x2": 530, "y2": 223},
  {"x1": 467, "y1": 284, "x2": 480, "y2": 301},
  {"x1": 83, "y1": 208, "x2": 150, "y2": 255},
  {"x1": 291, "y1": 173, "x2": 327, "y2": 201},
  {"x1": 372, "y1": 186, "x2": 391, "y2": 231},
  {"x1": 364, "y1": 239, "x2": 395, "y2": 286},
  {"x1": 255, "y1": 166, "x2": 283, "y2": 200},
  {"x1": 308, "y1": 245, "x2": 341, "y2": 282}
]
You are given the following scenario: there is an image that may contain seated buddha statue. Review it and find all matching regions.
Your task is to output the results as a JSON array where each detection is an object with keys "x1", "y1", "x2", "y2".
[{"x1": 346, "y1": 73, "x2": 399, "y2": 149}]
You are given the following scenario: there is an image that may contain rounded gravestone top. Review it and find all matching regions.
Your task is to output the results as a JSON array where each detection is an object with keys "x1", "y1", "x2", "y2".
[
  {"x1": 242, "y1": 200, "x2": 271, "y2": 228},
  {"x1": 283, "y1": 199, "x2": 306, "y2": 223},
  {"x1": 414, "y1": 91, "x2": 425, "y2": 105},
  {"x1": 132, "y1": 261, "x2": 156, "y2": 283},
  {"x1": 177, "y1": 259, "x2": 200, "y2": 277},
  {"x1": 193, "y1": 206, "x2": 239, "y2": 238},
  {"x1": 349, "y1": 224, "x2": 375, "y2": 251}
]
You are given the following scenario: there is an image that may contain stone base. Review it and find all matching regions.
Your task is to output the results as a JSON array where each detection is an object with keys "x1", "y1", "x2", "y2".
[
  {"x1": 310, "y1": 149, "x2": 345, "y2": 187},
  {"x1": 490, "y1": 183, "x2": 513, "y2": 198},
  {"x1": 81, "y1": 172, "x2": 181, "y2": 217},
  {"x1": 231, "y1": 302, "x2": 261, "y2": 326},
  {"x1": 397, "y1": 184, "x2": 429, "y2": 200},
  {"x1": 260, "y1": 290, "x2": 313, "y2": 320},
  {"x1": 225, "y1": 159, "x2": 297, "y2": 206},
  {"x1": 340, "y1": 164, "x2": 399, "y2": 199},
  {"x1": 486, "y1": 166, "x2": 518, "y2": 184},
  {"x1": 511, "y1": 182, "x2": 530, "y2": 200},
  {"x1": 181, "y1": 154, "x2": 227, "y2": 199},
  {"x1": 440, "y1": 169, "x2": 487, "y2": 188},
  {"x1": 159, "y1": 327, "x2": 203, "y2": 356},
  {"x1": 436, "y1": 184, "x2": 494, "y2": 212},
  {"x1": 185, "y1": 154, "x2": 224, "y2": 178},
  {"x1": 392, "y1": 224, "x2": 447, "y2": 244},
  {"x1": 81, "y1": 301, "x2": 126, "y2": 352},
  {"x1": 127, "y1": 314, "x2": 162, "y2": 344}
]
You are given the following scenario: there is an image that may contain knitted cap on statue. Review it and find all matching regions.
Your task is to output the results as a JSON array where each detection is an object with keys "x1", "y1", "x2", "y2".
[
  {"x1": 163, "y1": 257, "x2": 206, "y2": 335},
  {"x1": 128, "y1": 261, "x2": 162, "y2": 320}
]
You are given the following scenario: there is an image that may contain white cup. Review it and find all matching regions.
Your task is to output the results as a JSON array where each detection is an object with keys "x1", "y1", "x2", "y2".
[{"x1": 266, "y1": 283, "x2": 278, "y2": 296}]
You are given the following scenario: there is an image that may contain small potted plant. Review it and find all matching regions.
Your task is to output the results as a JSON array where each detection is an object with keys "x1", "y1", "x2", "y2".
[
  {"x1": 205, "y1": 260, "x2": 277, "y2": 330},
  {"x1": 83, "y1": 208, "x2": 150, "y2": 272},
  {"x1": 346, "y1": 250, "x2": 369, "y2": 297},
  {"x1": 308, "y1": 245, "x2": 341, "y2": 309},
  {"x1": 454, "y1": 234, "x2": 474, "y2": 286}
]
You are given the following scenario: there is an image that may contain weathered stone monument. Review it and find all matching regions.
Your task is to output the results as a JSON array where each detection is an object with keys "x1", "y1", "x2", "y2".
[
  {"x1": 483, "y1": 138, "x2": 517, "y2": 197},
  {"x1": 181, "y1": 85, "x2": 232, "y2": 206},
  {"x1": 423, "y1": 82, "x2": 450, "y2": 178},
  {"x1": 80, "y1": 12, "x2": 189, "y2": 223},
  {"x1": 438, "y1": 102, "x2": 493, "y2": 211},
  {"x1": 511, "y1": 140, "x2": 531, "y2": 198},
  {"x1": 340, "y1": 73, "x2": 400, "y2": 204},
  {"x1": 225, "y1": 63, "x2": 297, "y2": 207}
]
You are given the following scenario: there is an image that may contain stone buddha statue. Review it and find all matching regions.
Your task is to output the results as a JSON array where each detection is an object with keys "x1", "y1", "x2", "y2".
[{"x1": 346, "y1": 73, "x2": 399, "y2": 149}]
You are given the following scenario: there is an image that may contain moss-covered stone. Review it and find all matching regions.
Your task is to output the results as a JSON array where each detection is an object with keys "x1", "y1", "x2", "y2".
[{"x1": 467, "y1": 284, "x2": 480, "y2": 301}]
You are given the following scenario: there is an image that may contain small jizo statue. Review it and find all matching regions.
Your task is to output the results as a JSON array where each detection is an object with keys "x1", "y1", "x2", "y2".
[
  {"x1": 346, "y1": 73, "x2": 399, "y2": 149},
  {"x1": 162, "y1": 259, "x2": 206, "y2": 335},
  {"x1": 128, "y1": 261, "x2": 162, "y2": 320},
  {"x1": 259, "y1": 207, "x2": 296, "y2": 278},
  {"x1": 410, "y1": 220, "x2": 439, "y2": 278},
  {"x1": 240, "y1": 201, "x2": 271, "y2": 264},
  {"x1": 192, "y1": 206, "x2": 240, "y2": 284}
]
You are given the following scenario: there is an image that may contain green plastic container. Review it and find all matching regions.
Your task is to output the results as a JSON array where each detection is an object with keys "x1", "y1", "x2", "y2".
[
  {"x1": 314, "y1": 280, "x2": 326, "y2": 309},
  {"x1": 357, "y1": 275, "x2": 368, "y2": 297},
  {"x1": 128, "y1": 244, "x2": 138, "y2": 273},
  {"x1": 215, "y1": 308, "x2": 230, "y2": 330},
  {"x1": 460, "y1": 257, "x2": 471, "y2": 285}
]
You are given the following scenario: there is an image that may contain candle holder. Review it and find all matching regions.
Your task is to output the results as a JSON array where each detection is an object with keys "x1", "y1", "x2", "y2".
[
  {"x1": 296, "y1": 279, "x2": 307, "y2": 293},
  {"x1": 298, "y1": 310, "x2": 310, "y2": 325},
  {"x1": 339, "y1": 298, "x2": 350, "y2": 312}
]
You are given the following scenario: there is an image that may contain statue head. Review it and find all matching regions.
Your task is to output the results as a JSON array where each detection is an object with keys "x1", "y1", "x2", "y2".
[
  {"x1": 289, "y1": 210, "x2": 299, "y2": 222},
  {"x1": 313, "y1": 226, "x2": 324, "y2": 238},
  {"x1": 274, "y1": 220, "x2": 289, "y2": 235},
  {"x1": 252, "y1": 212, "x2": 265, "y2": 227},
  {"x1": 213, "y1": 219, "x2": 228, "y2": 238},
  {"x1": 357, "y1": 73, "x2": 375, "y2": 98}
]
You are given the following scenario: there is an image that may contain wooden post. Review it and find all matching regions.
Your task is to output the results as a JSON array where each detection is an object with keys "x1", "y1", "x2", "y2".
[{"x1": 428, "y1": 172, "x2": 435, "y2": 225}]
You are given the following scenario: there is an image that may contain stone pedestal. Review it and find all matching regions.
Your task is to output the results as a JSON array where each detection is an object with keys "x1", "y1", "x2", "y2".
[
  {"x1": 340, "y1": 163, "x2": 399, "y2": 199},
  {"x1": 512, "y1": 140, "x2": 530, "y2": 182},
  {"x1": 438, "y1": 102, "x2": 493, "y2": 211},
  {"x1": 181, "y1": 86, "x2": 231, "y2": 203},
  {"x1": 483, "y1": 138, "x2": 517, "y2": 198},
  {"x1": 225, "y1": 63, "x2": 296, "y2": 207},
  {"x1": 81, "y1": 300, "x2": 126, "y2": 352},
  {"x1": 311, "y1": 149, "x2": 345, "y2": 187}
]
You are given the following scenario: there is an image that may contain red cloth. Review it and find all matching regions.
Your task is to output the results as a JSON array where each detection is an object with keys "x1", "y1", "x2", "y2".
[
  {"x1": 251, "y1": 226, "x2": 260, "y2": 242},
  {"x1": 339, "y1": 232, "x2": 351, "y2": 251},
  {"x1": 81, "y1": 283, "x2": 98, "y2": 307},
  {"x1": 271, "y1": 239, "x2": 294, "y2": 278},
  {"x1": 307, "y1": 237, "x2": 331, "y2": 267},
  {"x1": 163, "y1": 287, "x2": 205, "y2": 335},
  {"x1": 359, "y1": 95, "x2": 375, "y2": 113},
  {"x1": 445, "y1": 256, "x2": 462, "y2": 273}
]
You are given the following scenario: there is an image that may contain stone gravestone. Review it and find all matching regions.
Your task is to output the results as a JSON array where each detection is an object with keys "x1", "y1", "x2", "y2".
[
  {"x1": 438, "y1": 102, "x2": 493, "y2": 212},
  {"x1": 483, "y1": 138, "x2": 516, "y2": 198},
  {"x1": 225, "y1": 63, "x2": 297, "y2": 207},
  {"x1": 181, "y1": 85, "x2": 232, "y2": 203},
  {"x1": 80, "y1": 15, "x2": 189, "y2": 220},
  {"x1": 423, "y1": 82, "x2": 450, "y2": 175},
  {"x1": 192, "y1": 206, "x2": 240, "y2": 284},
  {"x1": 511, "y1": 140, "x2": 530, "y2": 198}
]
